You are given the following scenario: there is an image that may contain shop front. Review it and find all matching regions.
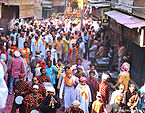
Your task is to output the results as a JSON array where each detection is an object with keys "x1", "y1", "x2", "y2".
[{"x1": 105, "y1": 10, "x2": 145, "y2": 87}]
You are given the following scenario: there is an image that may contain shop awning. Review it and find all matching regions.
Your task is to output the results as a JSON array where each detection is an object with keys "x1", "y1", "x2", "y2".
[
  {"x1": 88, "y1": 3, "x2": 110, "y2": 8},
  {"x1": 105, "y1": 10, "x2": 145, "y2": 29}
]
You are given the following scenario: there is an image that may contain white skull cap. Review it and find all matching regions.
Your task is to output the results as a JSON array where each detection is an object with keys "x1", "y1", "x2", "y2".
[
  {"x1": 33, "y1": 85, "x2": 39, "y2": 89},
  {"x1": 102, "y1": 73, "x2": 109, "y2": 80}
]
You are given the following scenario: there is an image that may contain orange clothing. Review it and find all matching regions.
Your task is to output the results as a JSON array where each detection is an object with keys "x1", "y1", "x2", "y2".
[
  {"x1": 68, "y1": 47, "x2": 73, "y2": 67},
  {"x1": 64, "y1": 75, "x2": 74, "y2": 87},
  {"x1": 118, "y1": 71, "x2": 130, "y2": 90}
]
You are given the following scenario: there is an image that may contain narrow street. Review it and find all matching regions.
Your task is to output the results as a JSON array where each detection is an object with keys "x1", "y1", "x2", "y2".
[{"x1": 0, "y1": 0, "x2": 145, "y2": 113}]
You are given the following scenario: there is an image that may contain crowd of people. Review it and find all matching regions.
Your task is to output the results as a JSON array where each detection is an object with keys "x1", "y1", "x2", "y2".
[{"x1": 0, "y1": 16, "x2": 144, "y2": 113}]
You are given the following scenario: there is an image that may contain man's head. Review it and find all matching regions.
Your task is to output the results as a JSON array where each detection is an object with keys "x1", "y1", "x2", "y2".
[
  {"x1": 14, "y1": 51, "x2": 21, "y2": 58},
  {"x1": 47, "y1": 51, "x2": 51, "y2": 57},
  {"x1": 11, "y1": 36, "x2": 14, "y2": 41},
  {"x1": 57, "y1": 36, "x2": 61, "y2": 41},
  {"x1": 78, "y1": 38, "x2": 82, "y2": 43},
  {"x1": 71, "y1": 100, "x2": 81, "y2": 107},
  {"x1": 35, "y1": 49, "x2": 40, "y2": 56},
  {"x1": 0, "y1": 54, "x2": 6, "y2": 61},
  {"x1": 119, "y1": 83, "x2": 125, "y2": 93},
  {"x1": 40, "y1": 68, "x2": 46, "y2": 75},
  {"x1": 33, "y1": 85, "x2": 39, "y2": 94},
  {"x1": 116, "y1": 95, "x2": 123, "y2": 105},
  {"x1": 47, "y1": 87, "x2": 55, "y2": 96},
  {"x1": 93, "y1": 40, "x2": 98, "y2": 45},
  {"x1": 89, "y1": 70, "x2": 95, "y2": 79},
  {"x1": 129, "y1": 84, "x2": 135, "y2": 93},
  {"x1": 13, "y1": 29, "x2": 16, "y2": 34},
  {"x1": 72, "y1": 42, "x2": 76, "y2": 47},
  {"x1": 35, "y1": 35, "x2": 39, "y2": 40},
  {"x1": 21, "y1": 50, "x2": 26, "y2": 58},
  {"x1": 66, "y1": 69, "x2": 72, "y2": 78},
  {"x1": 80, "y1": 77, "x2": 87, "y2": 85},
  {"x1": 102, "y1": 73, "x2": 109, "y2": 82},
  {"x1": 19, "y1": 74, "x2": 24, "y2": 82},
  {"x1": 32, "y1": 77, "x2": 39, "y2": 85},
  {"x1": 96, "y1": 92, "x2": 102, "y2": 100},
  {"x1": 48, "y1": 43, "x2": 53, "y2": 50},
  {"x1": 24, "y1": 41, "x2": 28, "y2": 48},
  {"x1": 47, "y1": 59, "x2": 52, "y2": 67},
  {"x1": 64, "y1": 66, "x2": 70, "y2": 73},
  {"x1": 58, "y1": 58, "x2": 62, "y2": 65},
  {"x1": 90, "y1": 64, "x2": 95, "y2": 70},
  {"x1": 76, "y1": 58, "x2": 82, "y2": 65}
]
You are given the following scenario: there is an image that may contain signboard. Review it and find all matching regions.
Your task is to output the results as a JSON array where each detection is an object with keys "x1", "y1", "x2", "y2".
[
  {"x1": 0, "y1": 0, "x2": 7, "y2": 3},
  {"x1": 6, "y1": 0, "x2": 34, "y2": 5},
  {"x1": 35, "y1": 0, "x2": 42, "y2": 7},
  {"x1": 101, "y1": 8, "x2": 110, "y2": 26},
  {"x1": 115, "y1": 0, "x2": 134, "y2": 13},
  {"x1": 42, "y1": 1, "x2": 52, "y2": 8}
]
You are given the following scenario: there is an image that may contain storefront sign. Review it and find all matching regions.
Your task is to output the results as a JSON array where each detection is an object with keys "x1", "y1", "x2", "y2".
[{"x1": 101, "y1": 8, "x2": 110, "y2": 26}]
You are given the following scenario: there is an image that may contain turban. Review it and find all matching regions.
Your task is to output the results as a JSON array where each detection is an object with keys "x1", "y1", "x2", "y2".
[
  {"x1": 80, "y1": 77, "x2": 87, "y2": 82},
  {"x1": 102, "y1": 73, "x2": 109, "y2": 80},
  {"x1": 121, "y1": 62, "x2": 130, "y2": 71},
  {"x1": 40, "y1": 60, "x2": 46, "y2": 68},
  {"x1": 94, "y1": 40, "x2": 98, "y2": 45},
  {"x1": 14, "y1": 51, "x2": 21, "y2": 57},
  {"x1": 18, "y1": 74, "x2": 25, "y2": 78},
  {"x1": 66, "y1": 69, "x2": 72, "y2": 74},
  {"x1": 47, "y1": 87, "x2": 55, "y2": 95},
  {"x1": 0, "y1": 54, "x2": 6, "y2": 61},
  {"x1": 71, "y1": 100, "x2": 81, "y2": 107},
  {"x1": 33, "y1": 85, "x2": 39, "y2": 89}
]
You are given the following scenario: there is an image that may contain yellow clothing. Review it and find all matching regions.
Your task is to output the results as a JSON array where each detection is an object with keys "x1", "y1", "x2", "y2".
[
  {"x1": 118, "y1": 71, "x2": 130, "y2": 90},
  {"x1": 81, "y1": 88, "x2": 88, "y2": 100},
  {"x1": 92, "y1": 100, "x2": 104, "y2": 113},
  {"x1": 63, "y1": 38, "x2": 69, "y2": 53},
  {"x1": 56, "y1": 64, "x2": 63, "y2": 79}
]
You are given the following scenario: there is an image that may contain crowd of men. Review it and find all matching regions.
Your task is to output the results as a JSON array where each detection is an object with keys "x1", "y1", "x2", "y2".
[{"x1": 0, "y1": 17, "x2": 145, "y2": 113}]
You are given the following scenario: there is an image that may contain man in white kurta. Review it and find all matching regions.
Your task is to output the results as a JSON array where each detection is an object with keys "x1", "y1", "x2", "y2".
[
  {"x1": 74, "y1": 77, "x2": 92, "y2": 113},
  {"x1": 40, "y1": 35, "x2": 47, "y2": 60},
  {"x1": 59, "y1": 69, "x2": 77, "y2": 110},
  {"x1": 31, "y1": 35, "x2": 42, "y2": 57},
  {"x1": 0, "y1": 63, "x2": 8, "y2": 108},
  {"x1": 18, "y1": 33, "x2": 25, "y2": 50}
]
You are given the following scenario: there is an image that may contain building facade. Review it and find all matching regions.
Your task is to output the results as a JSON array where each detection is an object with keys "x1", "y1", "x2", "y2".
[{"x1": 89, "y1": 0, "x2": 145, "y2": 87}]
